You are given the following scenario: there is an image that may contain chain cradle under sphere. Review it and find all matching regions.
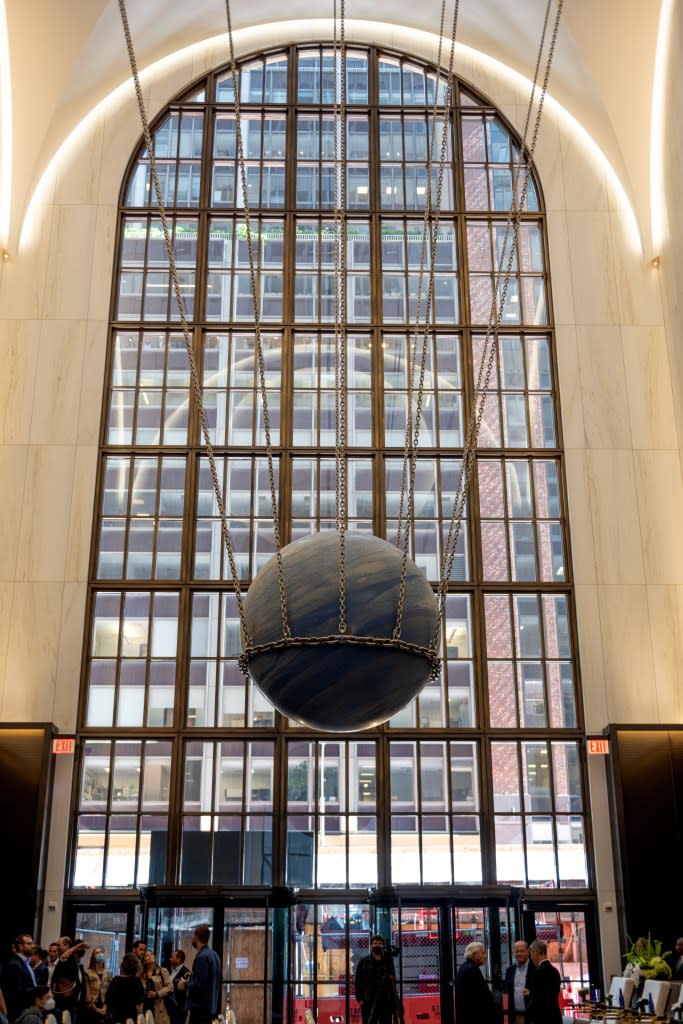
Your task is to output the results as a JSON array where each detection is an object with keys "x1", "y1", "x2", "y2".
[{"x1": 240, "y1": 532, "x2": 440, "y2": 731}]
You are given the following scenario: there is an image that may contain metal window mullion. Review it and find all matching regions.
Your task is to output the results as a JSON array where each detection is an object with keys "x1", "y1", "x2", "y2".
[
  {"x1": 414, "y1": 739, "x2": 425, "y2": 884},
  {"x1": 221, "y1": 454, "x2": 232, "y2": 585},
  {"x1": 240, "y1": 738, "x2": 250, "y2": 883},
  {"x1": 163, "y1": 216, "x2": 175, "y2": 322},
  {"x1": 206, "y1": 739, "x2": 219, "y2": 882},
  {"x1": 144, "y1": 592, "x2": 161, "y2": 729},
  {"x1": 179, "y1": 437, "x2": 197, "y2": 588},
  {"x1": 501, "y1": 456, "x2": 514, "y2": 589},
  {"x1": 121, "y1": 452, "x2": 135, "y2": 583},
  {"x1": 130, "y1": 329, "x2": 145, "y2": 450},
  {"x1": 260, "y1": 734, "x2": 280, "y2": 885},
  {"x1": 134, "y1": 738, "x2": 148, "y2": 885},
  {"x1": 509, "y1": 592, "x2": 524, "y2": 729},
  {"x1": 514, "y1": 740, "x2": 531, "y2": 888},
  {"x1": 141, "y1": 588, "x2": 156, "y2": 729},
  {"x1": 375, "y1": 736, "x2": 392, "y2": 888},
  {"x1": 545, "y1": 738, "x2": 562, "y2": 888},
  {"x1": 526, "y1": 452, "x2": 543, "y2": 583},
  {"x1": 537, "y1": 590, "x2": 551, "y2": 732},
  {"x1": 343, "y1": 740, "x2": 351, "y2": 888},
  {"x1": 171, "y1": 113, "x2": 183, "y2": 250},
  {"x1": 149, "y1": 451, "x2": 164, "y2": 593},
  {"x1": 109, "y1": 591, "x2": 126, "y2": 731},
  {"x1": 102, "y1": 737, "x2": 119, "y2": 887},
  {"x1": 317, "y1": 741, "x2": 325, "y2": 892}
]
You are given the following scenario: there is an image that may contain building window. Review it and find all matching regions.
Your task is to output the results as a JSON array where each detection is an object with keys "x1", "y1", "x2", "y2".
[{"x1": 72, "y1": 44, "x2": 586, "y2": 894}]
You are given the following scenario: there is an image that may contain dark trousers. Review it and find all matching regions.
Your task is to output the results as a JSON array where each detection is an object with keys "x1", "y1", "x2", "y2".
[
  {"x1": 189, "y1": 1009, "x2": 214, "y2": 1024},
  {"x1": 360, "y1": 998, "x2": 396, "y2": 1024}
]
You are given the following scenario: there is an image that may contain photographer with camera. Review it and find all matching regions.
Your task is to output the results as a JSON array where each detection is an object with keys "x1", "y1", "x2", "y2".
[{"x1": 354, "y1": 935, "x2": 403, "y2": 1024}]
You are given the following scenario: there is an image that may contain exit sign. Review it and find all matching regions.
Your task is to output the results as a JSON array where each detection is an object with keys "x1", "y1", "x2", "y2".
[
  {"x1": 587, "y1": 738, "x2": 609, "y2": 755},
  {"x1": 53, "y1": 737, "x2": 75, "y2": 755}
]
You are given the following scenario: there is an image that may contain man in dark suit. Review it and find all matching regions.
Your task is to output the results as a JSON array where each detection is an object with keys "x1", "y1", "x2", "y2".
[
  {"x1": 29, "y1": 948, "x2": 49, "y2": 987},
  {"x1": 526, "y1": 940, "x2": 562, "y2": 1024},
  {"x1": 672, "y1": 937, "x2": 683, "y2": 980},
  {"x1": 180, "y1": 925, "x2": 221, "y2": 1024},
  {"x1": 455, "y1": 942, "x2": 497, "y2": 1024},
  {"x1": 168, "y1": 949, "x2": 190, "y2": 1024},
  {"x1": 505, "y1": 941, "x2": 535, "y2": 1024},
  {"x1": 2, "y1": 934, "x2": 37, "y2": 1022}
]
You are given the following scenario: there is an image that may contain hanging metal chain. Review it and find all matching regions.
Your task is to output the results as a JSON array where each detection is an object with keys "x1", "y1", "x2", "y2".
[
  {"x1": 223, "y1": 0, "x2": 291, "y2": 641},
  {"x1": 431, "y1": 0, "x2": 564, "y2": 653},
  {"x1": 238, "y1": 631, "x2": 441, "y2": 679},
  {"x1": 117, "y1": 0, "x2": 254, "y2": 647},
  {"x1": 394, "y1": 0, "x2": 454, "y2": 549},
  {"x1": 333, "y1": 0, "x2": 348, "y2": 634},
  {"x1": 393, "y1": 0, "x2": 461, "y2": 640}
]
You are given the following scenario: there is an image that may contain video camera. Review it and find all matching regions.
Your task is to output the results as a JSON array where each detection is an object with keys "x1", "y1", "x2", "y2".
[{"x1": 380, "y1": 944, "x2": 400, "y2": 959}]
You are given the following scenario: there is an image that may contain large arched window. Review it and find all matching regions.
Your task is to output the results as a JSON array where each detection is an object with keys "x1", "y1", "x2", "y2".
[{"x1": 73, "y1": 45, "x2": 587, "y2": 904}]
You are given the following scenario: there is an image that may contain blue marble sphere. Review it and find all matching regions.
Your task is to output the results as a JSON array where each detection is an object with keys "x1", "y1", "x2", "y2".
[{"x1": 241, "y1": 531, "x2": 439, "y2": 731}]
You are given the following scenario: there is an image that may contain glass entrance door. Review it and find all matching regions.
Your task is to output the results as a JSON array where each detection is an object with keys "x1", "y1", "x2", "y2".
[
  {"x1": 72, "y1": 907, "x2": 135, "y2": 976},
  {"x1": 288, "y1": 900, "x2": 512, "y2": 1024},
  {"x1": 529, "y1": 908, "x2": 595, "y2": 1007},
  {"x1": 146, "y1": 905, "x2": 214, "y2": 968}
]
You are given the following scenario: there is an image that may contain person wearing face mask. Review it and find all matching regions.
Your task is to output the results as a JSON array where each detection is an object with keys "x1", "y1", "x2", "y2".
[
  {"x1": 354, "y1": 935, "x2": 402, "y2": 1024},
  {"x1": 51, "y1": 937, "x2": 89, "y2": 1024},
  {"x1": 13, "y1": 986, "x2": 55, "y2": 1024},
  {"x1": 85, "y1": 948, "x2": 112, "y2": 1022}
]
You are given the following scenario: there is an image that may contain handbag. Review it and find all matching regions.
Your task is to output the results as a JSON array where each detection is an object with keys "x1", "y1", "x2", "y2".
[{"x1": 53, "y1": 977, "x2": 78, "y2": 1000}]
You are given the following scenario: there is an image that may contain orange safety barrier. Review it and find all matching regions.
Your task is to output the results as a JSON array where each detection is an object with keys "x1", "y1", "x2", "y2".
[{"x1": 294, "y1": 993, "x2": 442, "y2": 1023}]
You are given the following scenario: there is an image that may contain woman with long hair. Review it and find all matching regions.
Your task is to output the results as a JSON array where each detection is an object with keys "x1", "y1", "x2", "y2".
[
  {"x1": 141, "y1": 952, "x2": 172, "y2": 1024},
  {"x1": 104, "y1": 953, "x2": 145, "y2": 1024},
  {"x1": 85, "y1": 947, "x2": 113, "y2": 1022}
]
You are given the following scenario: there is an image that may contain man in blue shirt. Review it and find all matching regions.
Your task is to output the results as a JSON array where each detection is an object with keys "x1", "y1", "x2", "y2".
[
  {"x1": 2, "y1": 934, "x2": 36, "y2": 1022},
  {"x1": 179, "y1": 926, "x2": 221, "y2": 1024},
  {"x1": 505, "y1": 941, "x2": 535, "y2": 1024}
]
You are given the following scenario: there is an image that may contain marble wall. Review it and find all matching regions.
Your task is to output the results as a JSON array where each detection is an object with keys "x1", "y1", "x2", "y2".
[{"x1": 1, "y1": 18, "x2": 681, "y2": 972}]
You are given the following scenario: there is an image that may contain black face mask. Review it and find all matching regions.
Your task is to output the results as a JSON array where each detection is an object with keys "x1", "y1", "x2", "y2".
[{"x1": 371, "y1": 946, "x2": 384, "y2": 956}]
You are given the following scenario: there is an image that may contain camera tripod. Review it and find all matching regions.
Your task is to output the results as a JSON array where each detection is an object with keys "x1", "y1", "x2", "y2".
[{"x1": 366, "y1": 963, "x2": 405, "y2": 1024}]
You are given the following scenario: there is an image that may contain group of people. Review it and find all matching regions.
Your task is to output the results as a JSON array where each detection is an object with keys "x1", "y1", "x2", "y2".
[
  {"x1": 454, "y1": 937, "x2": 565, "y2": 1024},
  {"x1": 353, "y1": 934, "x2": 563, "y2": 1024},
  {"x1": 455, "y1": 939, "x2": 562, "y2": 1024},
  {"x1": 0, "y1": 928, "x2": 222, "y2": 1024}
]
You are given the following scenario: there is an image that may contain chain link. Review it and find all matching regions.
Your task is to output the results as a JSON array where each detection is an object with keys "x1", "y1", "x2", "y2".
[
  {"x1": 239, "y1": 633, "x2": 441, "y2": 682},
  {"x1": 333, "y1": 0, "x2": 348, "y2": 634},
  {"x1": 431, "y1": 0, "x2": 564, "y2": 653},
  {"x1": 117, "y1": 0, "x2": 254, "y2": 646},
  {"x1": 224, "y1": 0, "x2": 291, "y2": 642},
  {"x1": 393, "y1": 0, "x2": 461, "y2": 641},
  {"x1": 120, "y1": 0, "x2": 563, "y2": 677}
]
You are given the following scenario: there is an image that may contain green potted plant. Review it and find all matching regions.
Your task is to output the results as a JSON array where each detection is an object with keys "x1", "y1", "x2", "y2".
[{"x1": 623, "y1": 934, "x2": 672, "y2": 983}]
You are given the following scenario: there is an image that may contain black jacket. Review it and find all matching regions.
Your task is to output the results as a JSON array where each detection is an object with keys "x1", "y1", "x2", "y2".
[
  {"x1": 455, "y1": 958, "x2": 496, "y2": 1024},
  {"x1": 2, "y1": 955, "x2": 36, "y2": 1022},
  {"x1": 354, "y1": 953, "x2": 396, "y2": 1006},
  {"x1": 171, "y1": 964, "x2": 190, "y2": 1011},
  {"x1": 526, "y1": 960, "x2": 562, "y2": 1024}
]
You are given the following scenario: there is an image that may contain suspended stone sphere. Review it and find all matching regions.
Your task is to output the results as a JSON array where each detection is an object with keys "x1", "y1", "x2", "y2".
[{"x1": 242, "y1": 531, "x2": 439, "y2": 731}]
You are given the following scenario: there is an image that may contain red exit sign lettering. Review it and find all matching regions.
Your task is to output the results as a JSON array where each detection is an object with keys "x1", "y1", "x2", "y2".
[
  {"x1": 53, "y1": 737, "x2": 75, "y2": 755},
  {"x1": 587, "y1": 738, "x2": 609, "y2": 755}
]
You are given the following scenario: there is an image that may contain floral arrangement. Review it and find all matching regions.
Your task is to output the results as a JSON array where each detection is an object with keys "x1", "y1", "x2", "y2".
[{"x1": 622, "y1": 934, "x2": 672, "y2": 981}]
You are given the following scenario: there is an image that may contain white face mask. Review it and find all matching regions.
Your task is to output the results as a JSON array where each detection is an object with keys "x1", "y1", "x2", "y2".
[{"x1": 42, "y1": 998, "x2": 56, "y2": 1012}]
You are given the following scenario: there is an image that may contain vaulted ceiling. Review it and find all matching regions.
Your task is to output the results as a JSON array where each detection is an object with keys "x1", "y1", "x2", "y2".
[{"x1": 1, "y1": 0, "x2": 667, "y2": 252}]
